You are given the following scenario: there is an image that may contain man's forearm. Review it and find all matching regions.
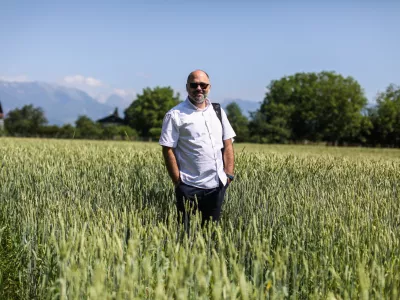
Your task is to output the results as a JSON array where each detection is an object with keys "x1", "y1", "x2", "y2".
[
  {"x1": 223, "y1": 139, "x2": 234, "y2": 175},
  {"x1": 162, "y1": 146, "x2": 180, "y2": 185}
]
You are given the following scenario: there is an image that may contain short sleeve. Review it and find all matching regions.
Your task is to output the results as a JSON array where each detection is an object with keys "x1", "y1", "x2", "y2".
[
  {"x1": 159, "y1": 112, "x2": 180, "y2": 148},
  {"x1": 221, "y1": 108, "x2": 236, "y2": 141}
]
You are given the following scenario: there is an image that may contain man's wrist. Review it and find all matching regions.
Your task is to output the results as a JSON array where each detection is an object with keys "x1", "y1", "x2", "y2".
[{"x1": 226, "y1": 173, "x2": 234, "y2": 181}]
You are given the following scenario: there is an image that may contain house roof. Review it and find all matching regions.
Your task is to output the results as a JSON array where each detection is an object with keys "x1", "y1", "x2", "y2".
[
  {"x1": 97, "y1": 114, "x2": 125, "y2": 124},
  {"x1": 96, "y1": 108, "x2": 125, "y2": 124}
]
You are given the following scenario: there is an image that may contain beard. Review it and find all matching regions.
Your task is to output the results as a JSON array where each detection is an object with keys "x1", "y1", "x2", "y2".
[{"x1": 189, "y1": 92, "x2": 207, "y2": 104}]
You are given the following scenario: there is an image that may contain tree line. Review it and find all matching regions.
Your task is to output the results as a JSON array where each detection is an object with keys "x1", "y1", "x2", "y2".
[{"x1": 1, "y1": 71, "x2": 399, "y2": 147}]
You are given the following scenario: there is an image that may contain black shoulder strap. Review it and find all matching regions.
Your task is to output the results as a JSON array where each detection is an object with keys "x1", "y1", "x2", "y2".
[
  {"x1": 212, "y1": 103, "x2": 222, "y2": 125},
  {"x1": 212, "y1": 103, "x2": 225, "y2": 164}
]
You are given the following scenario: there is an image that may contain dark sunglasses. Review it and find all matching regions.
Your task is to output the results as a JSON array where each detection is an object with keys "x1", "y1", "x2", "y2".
[{"x1": 189, "y1": 82, "x2": 209, "y2": 89}]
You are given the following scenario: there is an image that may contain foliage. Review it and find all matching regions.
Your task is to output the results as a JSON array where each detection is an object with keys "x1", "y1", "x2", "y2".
[
  {"x1": 58, "y1": 124, "x2": 77, "y2": 139},
  {"x1": 251, "y1": 71, "x2": 368, "y2": 144},
  {"x1": 1, "y1": 139, "x2": 400, "y2": 299},
  {"x1": 38, "y1": 125, "x2": 63, "y2": 138},
  {"x1": 225, "y1": 102, "x2": 249, "y2": 142},
  {"x1": 103, "y1": 125, "x2": 139, "y2": 140},
  {"x1": 249, "y1": 103, "x2": 293, "y2": 144},
  {"x1": 4, "y1": 104, "x2": 47, "y2": 136},
  {"x1": 368, "y1": 84, "x2": 400, "y2": 147},
  {"x1": 355, "y1": 114, "x2": 373, "y2": 145},
  {"x1": 124, "y1": 86, "x2": 181, "y2": 138},
  {"x1": 1, "y1": 110, "x2": 139, "y2": 141},
  {"x1": 3, "y1": 79, "x2": 400, "y2": 148},
  {"x1": 75, "y1": 115, "x2": 104, "y2": 139}
]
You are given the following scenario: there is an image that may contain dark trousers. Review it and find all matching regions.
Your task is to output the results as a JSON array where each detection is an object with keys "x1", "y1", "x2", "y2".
[{"x1": 175, "y1": 180, "x2": 228, "y2": 232}]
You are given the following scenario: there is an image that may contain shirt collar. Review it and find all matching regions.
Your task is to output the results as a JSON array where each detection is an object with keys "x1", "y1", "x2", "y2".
[{"x1": 185, "y1": 96, "x2": 211, "y2": 111}]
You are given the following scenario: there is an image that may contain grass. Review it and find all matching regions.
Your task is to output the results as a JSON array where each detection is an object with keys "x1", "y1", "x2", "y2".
[{"x1": 0, "y1": 137, "x2": 399, "y2": 299}]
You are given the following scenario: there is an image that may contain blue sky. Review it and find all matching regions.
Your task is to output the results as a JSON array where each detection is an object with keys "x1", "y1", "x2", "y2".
[{"x1": 0, "y1": 0, "x2": 399, "y2": 105}]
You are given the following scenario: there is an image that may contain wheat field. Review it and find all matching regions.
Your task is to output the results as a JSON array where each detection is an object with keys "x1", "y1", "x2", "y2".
[{"x1": 0, "y1": 138, "x2": 399, "y2": 299}]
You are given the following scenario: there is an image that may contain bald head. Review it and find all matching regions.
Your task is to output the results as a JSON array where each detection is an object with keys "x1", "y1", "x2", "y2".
[
  {"x1": 186, "y1": 69, "x2": 211, "y2": 106},
  {"x1": 187, "y1": 70, "x2": 209, "y2": 83}
]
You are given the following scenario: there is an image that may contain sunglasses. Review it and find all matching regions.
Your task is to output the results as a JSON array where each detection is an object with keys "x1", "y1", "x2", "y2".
[{"x1": 189, "y1": 82, "x2": 209, "y2": 89}]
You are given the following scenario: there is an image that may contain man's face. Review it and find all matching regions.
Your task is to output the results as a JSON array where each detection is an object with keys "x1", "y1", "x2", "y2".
[{"x1": 186, "y1": 72, "x2": 211, "y2": 104}]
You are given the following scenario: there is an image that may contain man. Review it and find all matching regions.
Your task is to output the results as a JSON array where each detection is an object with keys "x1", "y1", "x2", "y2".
[{"x1": 159, "y1": 70, "x2": 236, "y2": 230}]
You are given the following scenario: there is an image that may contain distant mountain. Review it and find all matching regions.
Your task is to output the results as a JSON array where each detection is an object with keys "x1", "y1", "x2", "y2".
[
  {"x1": 220, "y1": 98, "x2": 261, "y2": 118},
  {"x1": 0, "y1": 81, "x2": 121, "y2": 125},
  {"x1": 0, "y1": 81, "x2": 261, "y2": 125},
  {"x1": 104, "y1": 94, "x2": 132, "y2": 114}
]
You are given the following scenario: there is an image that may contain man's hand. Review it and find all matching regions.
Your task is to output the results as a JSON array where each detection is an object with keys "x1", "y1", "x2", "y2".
[
  {"x1": 173, "y1": 177, "x2": 181, "y2": 187},
  {"x1": 226, "y1": 172, "x2": 234, "y2": 185}
]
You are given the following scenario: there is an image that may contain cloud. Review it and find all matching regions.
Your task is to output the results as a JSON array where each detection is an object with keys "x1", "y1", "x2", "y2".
[
  {"x1": 113, "y1": 88, "x2": 136, "y2": 98},
  {"x1": 86, "y1": 77, "x2": 102, "y2": 87},
  {"x1": 64, "y1": 75, "x2": 103, "y2": 87},
  {"x1": 113, "y1": 88, "x2": 128, "y2": 97},
  {"x1": 95, "y1": 94, "x2": 109, "y2": 103},
  {"x1": 64, "y1": 75, "x2": 84, "y2": 84},
  {"x1": 0, "y1": 75, "x2": 30, "y2": 82},
  {"x1": 94, "y1": 89, "x2": 135, "y2": 105},
  {"x1": 60, "y1": 75, "x2": 135, "y2": 107}
]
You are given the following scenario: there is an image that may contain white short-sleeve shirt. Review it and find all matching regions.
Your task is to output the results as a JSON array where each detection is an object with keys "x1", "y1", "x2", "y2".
[{"x1": 159, "y1": 97, "x2": 236, "y2": 189}]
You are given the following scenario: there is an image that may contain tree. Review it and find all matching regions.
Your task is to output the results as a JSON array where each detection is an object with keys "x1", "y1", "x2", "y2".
[
  {"x1": 250, "y1": 71, "x2": 368, "y2": 144},
  {"x1": 225, "y1": 102, "x2": 249, "y2": 142},
  {"x1": 249, "y1": 103, "x2": 293, "y2": 143},
  {"x1": 5, "y1": 104, "x2": 47, "y2": 136},
  {"x1": 368, "y1": 84, "x2": 400, "y2": 147},
  {"x1": 354, "y1": 113, "x2": 373, "y2": 145},
  {"x1": 124, "y1": 86, "x2": 181, "y2": 138},
  {"x1": 37, "y1": 125, "x2": 61, "y2": 138},
  {"x1": 58, "y1": 124, "x2": 76, "y2": 139},
  {"x1": 75, "y1": 115, "x2": 103, "y2": 139},
  {"x1": 103, "y1": 125, "x2": 138, "y2": 140}
]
